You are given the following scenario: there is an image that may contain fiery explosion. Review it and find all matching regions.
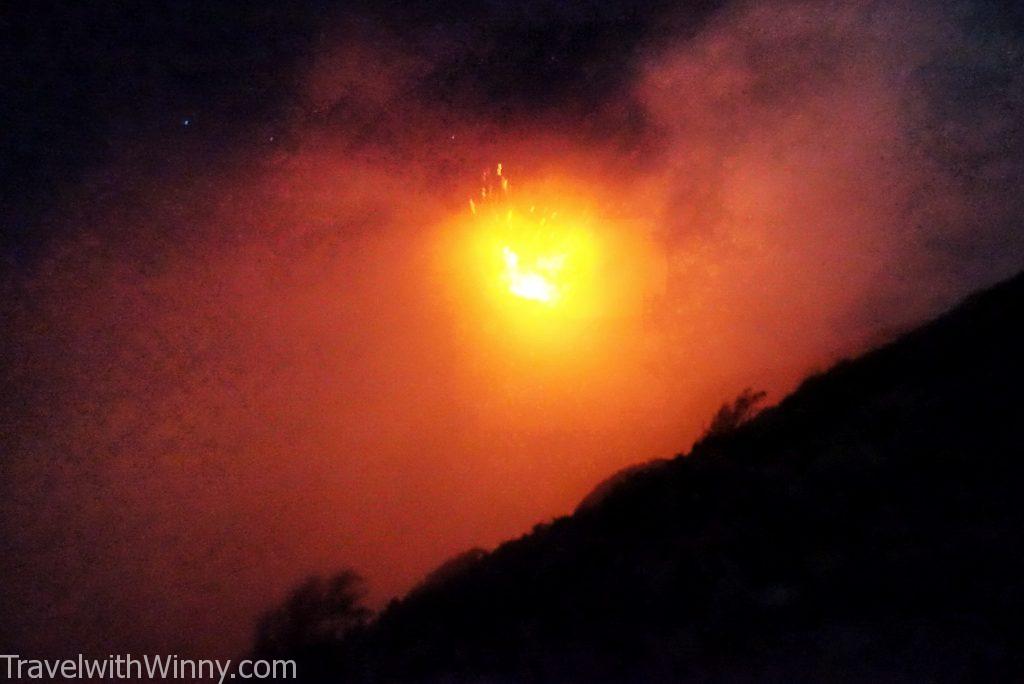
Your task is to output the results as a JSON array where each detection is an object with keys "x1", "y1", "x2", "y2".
[
  {"x1": 467, "y1": 164, "x2": 599, "y2": 314},
  {"x1": 501, "y1": 247, "x2": 562, "y2": 303}
]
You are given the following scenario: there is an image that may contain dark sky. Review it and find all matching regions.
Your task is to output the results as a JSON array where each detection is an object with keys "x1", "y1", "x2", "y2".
[
  {"x1": 3, "y1": 0, "x2": 1024, "y2": 662},
  {"x1": 0, "y1": 0, "x2": 723, "y2": 259}
]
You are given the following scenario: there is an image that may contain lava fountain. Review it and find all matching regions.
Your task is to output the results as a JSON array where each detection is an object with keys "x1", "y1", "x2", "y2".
[{"x1": 464, "y1": 164, "x2": 603, "y2": 323}]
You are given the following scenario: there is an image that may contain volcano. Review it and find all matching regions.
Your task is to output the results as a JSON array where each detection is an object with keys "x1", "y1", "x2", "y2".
[{"x1": 257, "y1": 270, "x2": 1024, "y2": 682}]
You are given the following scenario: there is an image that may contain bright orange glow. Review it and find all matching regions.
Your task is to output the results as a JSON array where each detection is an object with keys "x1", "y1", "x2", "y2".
[
  {"x1": 460, "y1": 164, "x2": 604, "y2": 329},
  {"x1": 502, "y1": 247, "x2": 561, "y2": 303}
]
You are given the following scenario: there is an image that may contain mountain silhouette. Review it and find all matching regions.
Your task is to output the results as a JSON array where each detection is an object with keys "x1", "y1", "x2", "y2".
[{"x1": 258, "y1": 270, "x2": 1024, "y2": 682}]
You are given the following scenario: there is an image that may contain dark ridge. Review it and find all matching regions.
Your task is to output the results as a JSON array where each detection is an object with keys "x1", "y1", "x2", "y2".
[{"x1": 262, "y1": 269, "x2": 1024, "y2": 682}]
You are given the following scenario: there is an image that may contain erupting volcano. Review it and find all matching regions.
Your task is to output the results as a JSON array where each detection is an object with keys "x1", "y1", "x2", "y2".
[
  {"x1": 4, "y1": 1, "x2": 1024, "y2": 679},
  {"x1": 455, "y1": 163, "x2": 621, "y2": 340}
]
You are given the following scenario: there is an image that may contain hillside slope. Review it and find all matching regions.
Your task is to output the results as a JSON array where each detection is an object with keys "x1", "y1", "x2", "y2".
[{"x1": 279, "y1": 271, "x2": 1024, "y2": 682}]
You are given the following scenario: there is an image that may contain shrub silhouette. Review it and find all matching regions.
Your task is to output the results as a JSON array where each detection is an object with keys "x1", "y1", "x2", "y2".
[
  {"x1": 253, "y1": 570, "x2": 370, "y2": 660},
  {"x1": 700, "y1": 387, "x2": 767, "y2": 441}
]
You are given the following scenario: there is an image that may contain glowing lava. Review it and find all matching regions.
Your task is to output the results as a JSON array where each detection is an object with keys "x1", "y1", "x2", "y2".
[
  {"x1": 467, "y1": 164, "x2": 598, "y2": 314},
  {"x1": 502, "y1": 247, "x2": 563, "y2": 304},
  {"x1": 440, "y1": 162, "x2": 663, "y2": 356}
]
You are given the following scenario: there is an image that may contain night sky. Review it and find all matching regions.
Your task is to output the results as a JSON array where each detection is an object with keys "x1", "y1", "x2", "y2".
[{"x1": 3, "y1": 0, "x2": 1024, "y2": 661}]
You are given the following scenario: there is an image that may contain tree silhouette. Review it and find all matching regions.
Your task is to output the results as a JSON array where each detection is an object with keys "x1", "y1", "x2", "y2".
[
  {"x1": 253, "y1": 569, "x2": 370, "y2": 660},
  {"x1": 701, "y1": 387, "x2": 766, "y2": 440}
]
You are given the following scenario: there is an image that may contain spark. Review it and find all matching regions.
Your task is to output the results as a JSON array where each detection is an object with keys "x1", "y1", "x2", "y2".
[{"x1": 467, "y1": 163, "x2": 596, "y2": 310}]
